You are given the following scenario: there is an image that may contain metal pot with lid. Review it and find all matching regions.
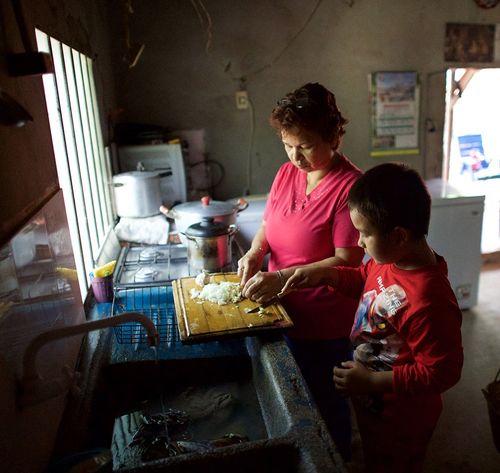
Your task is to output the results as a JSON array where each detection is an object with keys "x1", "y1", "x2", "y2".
[
  {"x1": 113, "y1": 170, "x2": 169, "y2": 218},
  {"x1": 184, "y1": 217, "x2": 238, "y2": 272},
  {"x1": 163, "y1": 195, "x2": 248, "y2": 244}
]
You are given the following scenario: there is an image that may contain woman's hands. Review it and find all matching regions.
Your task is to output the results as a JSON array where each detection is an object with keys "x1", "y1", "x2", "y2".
[
  {"x1": 237, "y1": 224, "x2": 269, "y2": 286},
  {"x1": 237, "y1": 248, "x2": 266, "y2": 287},
  {"x1": 240, "y1": 270, "x2": 283, "y2": 304},
  {"x1": 237, "y1": 231, "x2": 279, "y2": 303}
]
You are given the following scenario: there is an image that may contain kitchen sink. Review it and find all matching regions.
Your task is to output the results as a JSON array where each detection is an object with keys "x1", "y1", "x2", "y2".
[
  {"x1": 88, "y1": 356, "x2": 269, "y2": 466},
  {"x1": 52, "y1": 322, "x2": 346, "y2": 473},
  {"x1": 86, "y1": 355, "x2": 307, "y2": 472},
  {"x1": 107, "y1": 440, "x2": 301, "y2": 473}
]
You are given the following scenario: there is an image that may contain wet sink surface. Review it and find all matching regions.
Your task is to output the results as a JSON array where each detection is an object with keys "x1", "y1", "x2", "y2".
[
  {"x1": 89, "y1": 356, "x2": 268, "y2": 469},
  {"x1": 56, "y1": 317, "x2": 346, "y2": 473}
]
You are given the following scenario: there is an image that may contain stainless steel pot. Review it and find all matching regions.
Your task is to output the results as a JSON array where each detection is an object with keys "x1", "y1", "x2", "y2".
[
  {"x1": 113, "y1": 171, "x2": 167, "y2": 218},
  {"x1": 166, "y1": 196, "x2": 248, "y2": 244},
  {"x1": 184, "y1": 217, "x2": 238, "y2": 272}
]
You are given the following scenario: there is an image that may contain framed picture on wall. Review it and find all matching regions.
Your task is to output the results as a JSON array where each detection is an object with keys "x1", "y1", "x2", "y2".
[
  {"x1": 444, "y1": 23, "x2": 495, "y2": 62},
  {"x1": 369, "y1": 71, "x2": 419, "y2": 157}
]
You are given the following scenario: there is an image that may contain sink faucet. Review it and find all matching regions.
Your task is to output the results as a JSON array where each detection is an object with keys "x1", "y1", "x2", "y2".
[{"x1": 18, "y1": 312, "x2": 159, "y2": 407}]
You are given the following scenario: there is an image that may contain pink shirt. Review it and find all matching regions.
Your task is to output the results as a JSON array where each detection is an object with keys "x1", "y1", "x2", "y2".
[{"x1": 264, "y1": 155, "x2": 362, "y2": 339}]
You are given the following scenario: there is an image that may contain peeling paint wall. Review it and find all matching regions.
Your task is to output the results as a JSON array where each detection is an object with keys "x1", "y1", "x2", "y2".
[
  {"x1": 0, "y1": 0, "x2": 115, "y2": 246},
  {"x1": 106, "y1": 0, "x2": 500, "y2": 199}
]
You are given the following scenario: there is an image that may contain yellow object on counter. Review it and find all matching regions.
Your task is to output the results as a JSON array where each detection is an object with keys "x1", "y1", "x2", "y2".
[
  {"x1": 93, "y1": 260, "x2": 116, "y2": 278},
  {"x1": 55, "y1": 267, "x2": 78, "y2": 281}
]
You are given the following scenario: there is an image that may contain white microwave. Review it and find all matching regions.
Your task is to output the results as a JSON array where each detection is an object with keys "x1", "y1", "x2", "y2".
[{"x1": 117, "y1": 144, "x2": 188, "y2": 207}]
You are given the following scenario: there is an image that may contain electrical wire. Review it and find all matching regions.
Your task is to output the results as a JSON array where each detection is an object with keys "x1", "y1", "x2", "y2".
[
  {"x1": 187, "y1": 0, "x2": 328, "y2": 194},
  {"x1": 190, "y1": 0, "x2": 213, "y2": 53},
  {"x1": 188, "y1": 159, "x2": 225, "y2": 191},
  {"x1": 246, "y1": 0, "x2": 325, "y2": 79},
  {"x1": 246, "y1": 96, "x2": 255, "y2": 195},
  {"x1": 237, "y1": 0, "x2": 324, "y2": 193}
]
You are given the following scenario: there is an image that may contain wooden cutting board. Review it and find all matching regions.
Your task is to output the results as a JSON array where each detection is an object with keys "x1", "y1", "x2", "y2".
[{"x1": 172, "y1": 272, "x2": 293, "y2": 342}]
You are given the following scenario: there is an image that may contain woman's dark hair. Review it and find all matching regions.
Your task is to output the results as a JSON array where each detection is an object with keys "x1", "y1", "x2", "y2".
[
  {"x1": 348, "y1": 163, "x2": 431, "y2": 238},
  {"x1": 269, "y1": 82, "x2": 348, "y2": 147}
]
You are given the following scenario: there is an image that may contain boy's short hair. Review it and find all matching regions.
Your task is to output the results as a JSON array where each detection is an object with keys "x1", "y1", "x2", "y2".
[{"x1": 348, "y1": 163, "x2": 431, "y2": 238}]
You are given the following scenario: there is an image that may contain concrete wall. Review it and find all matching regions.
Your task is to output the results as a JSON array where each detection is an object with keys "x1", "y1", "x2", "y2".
[
  {"x1": 4, "y1": 0, "x2": 499, "y2": 236},
  {"x1": 0, "y1": 0, "x2": 115, "y2": 246},
  {"x1": 1, "y1": 1, "x2": 500, "y2": 470},
  {"x1": 108, "y1": 0, "x2": 500, "y2": 199},
  {"x1": 0, "y1": 1, "x2": 115, "y2": 471}
]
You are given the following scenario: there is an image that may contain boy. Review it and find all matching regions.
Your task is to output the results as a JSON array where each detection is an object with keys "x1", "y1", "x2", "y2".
[{"x1": 280, "y1": 163, "x2": 463, "y2": 472}]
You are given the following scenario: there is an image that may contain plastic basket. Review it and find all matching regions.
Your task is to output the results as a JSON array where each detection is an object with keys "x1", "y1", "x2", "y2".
[
  {"x1": 482, "y1": 368, "x2": 500, "y2": 453},
  {"x1": 111, "y1": 286, "x2": 180, "y2": 345}
]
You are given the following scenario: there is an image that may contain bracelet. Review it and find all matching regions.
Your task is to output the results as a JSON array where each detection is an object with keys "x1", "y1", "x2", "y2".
[{"x1": 276, "y1": 269, "x2": 285, "y2": 288}]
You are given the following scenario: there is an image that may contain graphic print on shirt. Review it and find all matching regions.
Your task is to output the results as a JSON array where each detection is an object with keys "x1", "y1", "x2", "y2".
[
  {"x1": 351, "y1": 277, "x2": 408, "y2": 373},
  {"x1": 350, "y1": 277, "x2": 409, "y2": 414}
]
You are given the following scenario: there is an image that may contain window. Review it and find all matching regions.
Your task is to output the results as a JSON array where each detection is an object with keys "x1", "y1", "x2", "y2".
[{"x1": 36, "y1": 30, "x2": 115, "y2": 301}]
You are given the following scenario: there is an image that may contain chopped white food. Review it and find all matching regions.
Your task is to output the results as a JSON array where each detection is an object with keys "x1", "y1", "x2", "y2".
[
  {"x1": 195, "y1": 270, "x2": 210, "y2": 287},
  {"x1": 190, "y1": 281, "x2": 242, "y2": 305}
]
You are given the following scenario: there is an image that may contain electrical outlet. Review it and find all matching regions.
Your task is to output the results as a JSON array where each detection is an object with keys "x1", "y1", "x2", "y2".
[{"x1": 235, "y1": 91, "x2": 249, "y2": 110}]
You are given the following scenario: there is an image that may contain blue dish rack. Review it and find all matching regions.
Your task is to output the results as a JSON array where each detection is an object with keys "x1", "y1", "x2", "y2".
[{"x1": 111, "y1": 286, "x2": 180, "y2": 345}]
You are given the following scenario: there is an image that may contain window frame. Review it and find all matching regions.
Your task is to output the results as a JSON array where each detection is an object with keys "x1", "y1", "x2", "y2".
[{"x1": 36, "y1": 29, "x2": 115, "y2": 301}]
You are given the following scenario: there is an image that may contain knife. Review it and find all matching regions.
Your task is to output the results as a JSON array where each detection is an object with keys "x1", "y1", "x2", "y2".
[
  {"x1": 246, "y1": 290, "x2": 286, "y2": 314},
  {"x1": 246, "y1": 299, "x2": 277, "y2": 313}
]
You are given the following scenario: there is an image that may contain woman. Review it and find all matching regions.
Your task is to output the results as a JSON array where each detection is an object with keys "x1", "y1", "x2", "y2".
[{"x1": 238, "y1": 82, "x2": 364, "y2": 461}]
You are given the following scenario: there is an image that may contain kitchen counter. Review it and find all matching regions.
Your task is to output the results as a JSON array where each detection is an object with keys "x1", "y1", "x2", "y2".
[{"x1": 51, "y1": 294, "x2": 348, "y2": 473}]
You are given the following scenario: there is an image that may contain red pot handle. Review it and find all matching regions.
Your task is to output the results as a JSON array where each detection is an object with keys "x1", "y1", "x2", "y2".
[{"x1": 237, "y1": 198, "x2": 249, "y2": 212}]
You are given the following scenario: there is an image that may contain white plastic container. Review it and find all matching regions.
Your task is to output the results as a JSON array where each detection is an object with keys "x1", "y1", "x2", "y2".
[{"x1": 228, "y1": 194, "x2": 268, "y2": 251}]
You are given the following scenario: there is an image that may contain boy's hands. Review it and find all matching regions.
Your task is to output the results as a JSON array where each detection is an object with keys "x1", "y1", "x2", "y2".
[
  {"x1": 333, "y1": 361, "x2": 394, "y2": 396},
  {"x1": 280, "y1": 266, "x2": 338, "y2": 294},
  {"x1": 334, "y1": 361, "x2": 372, "y2": 395}
]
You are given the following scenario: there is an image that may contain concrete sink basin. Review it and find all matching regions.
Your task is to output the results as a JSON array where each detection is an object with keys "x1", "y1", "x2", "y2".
[{"x1": 54, "y1": 325, "x2": 346, "y2": 472}]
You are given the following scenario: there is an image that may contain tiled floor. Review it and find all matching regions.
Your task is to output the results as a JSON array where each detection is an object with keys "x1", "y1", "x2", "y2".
[{"x1": 347, "y1": 257, "x2": 500, "y2": 473}]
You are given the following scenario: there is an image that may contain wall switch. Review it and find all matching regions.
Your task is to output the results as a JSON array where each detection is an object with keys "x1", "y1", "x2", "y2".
[{"x1": 235, "y1": 91, "x2": 249, "y2": 110}]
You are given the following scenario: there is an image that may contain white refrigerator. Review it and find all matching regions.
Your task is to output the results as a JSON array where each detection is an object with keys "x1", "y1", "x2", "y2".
[{"x1": 426, "y1": 179, "x2": 485, "y2": 310}]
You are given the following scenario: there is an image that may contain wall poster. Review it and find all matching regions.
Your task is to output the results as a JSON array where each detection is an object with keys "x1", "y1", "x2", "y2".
[
  {"x1": 444, "y1": 23, "x2": 495, "y2": 62},
  {"x1": 369, "y1": 71, "x2": 419, "y2": 157}
]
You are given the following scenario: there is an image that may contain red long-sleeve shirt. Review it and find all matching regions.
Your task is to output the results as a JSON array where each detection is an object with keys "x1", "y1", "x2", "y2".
[
  {"x1": 336, "y1": 255, "x2": 464, "y2": 471},
  {"x1": 337, "y1": 255, "x2": 463, "y2": 410}
]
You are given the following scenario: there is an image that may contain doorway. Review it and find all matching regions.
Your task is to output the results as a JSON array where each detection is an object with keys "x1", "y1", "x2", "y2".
[{"x1": 443, "y1": 67, "x2": 500, "y2": 254}]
